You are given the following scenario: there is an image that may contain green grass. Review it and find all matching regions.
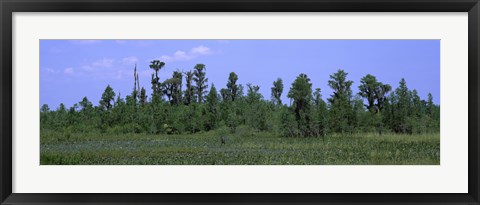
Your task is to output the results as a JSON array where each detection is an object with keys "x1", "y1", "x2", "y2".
[{"x1": 40, "y1": 128, "x2": 440, "y2": 165}]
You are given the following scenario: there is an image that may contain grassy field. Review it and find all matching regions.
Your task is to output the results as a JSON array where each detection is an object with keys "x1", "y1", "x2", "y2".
[{"x1": 40, "y1": 127, "x2": 440, "y2": 165}]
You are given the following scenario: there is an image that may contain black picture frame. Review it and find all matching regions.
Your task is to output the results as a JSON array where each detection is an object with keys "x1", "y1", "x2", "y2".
[{"x1": 1, "y1": 0, "x2": 479, "y2": 204}]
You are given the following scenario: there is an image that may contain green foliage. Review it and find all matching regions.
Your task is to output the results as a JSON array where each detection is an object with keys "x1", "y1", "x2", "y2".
[
  {"x1": 355, "y1": 74, "x2": 391, "y2": 133},
  {"x1": 40, "y1": 63, "x2": 439, "y2": 140},
  {"x1": 375, "y1": 83, "x2": 392, "y2": 112},
  {"x1": 193, "y1": 64, "x2": 208, "y2": 103},
  {"x1": 287, "y1": 74, "x2": 314, "y2": 136},
  {"x1": 183, "y1": 71, "x2": 195, "y2": 105},
  {"x1": 164, "y1": 71, "x2": 183, "y2": 105},
  {"x1": 390, "y1": 78, "x2": 413, "y2": 133},
  {"x1": 244, "y1": 83, "x2": 270, "y2": 131},
  {"x1": 358, "y1": 74, "x2": 378, "y2": 112},
  {"x1": 227, "y1": 72, "x2": 239, "y2": 101},
  {"x1": 358, "y1": 75, "x2": 391, "y2": 113},
  {"x1": 271, "y1": 78, "x2": 284, "y2": 106},
  {"x1": 139, "y1": 87, "x2": 147, "y2": 106},
  {"x1": 226, "y1": 107, "x2": 238, "y2": 134},
  {"x1": 99, "y1": 85, "x2": 115, "y2": 111},
  {"x1": 204, "y1": 84, "x2": 219, "y2": 131},
  {"x1": 79, "y1": 96, "x2": 93, "y2": 112},
  {"x1": 41, "y1": 104, "x2": 50, "y2": 113},
  {"x1": 328, "y1": 70, "x2": 355, "y2": 133},
  {"x1": 149, "y1": 60, "x2": 165, "y2": 99},
  {"x1": 220, "y1": 88, "x2": 230, "y2": 102},
  {"x1": 278, "y1": 106, "x2": 299, "y2": 137},
  {"x1": 312, "y1": 88, "x2": 328, "y2": 136}
]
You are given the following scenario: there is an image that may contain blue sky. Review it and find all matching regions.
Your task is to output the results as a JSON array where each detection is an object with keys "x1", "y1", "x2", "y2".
[{"x1": 40, "y1": 40, "x2": 440, "y2": 109}]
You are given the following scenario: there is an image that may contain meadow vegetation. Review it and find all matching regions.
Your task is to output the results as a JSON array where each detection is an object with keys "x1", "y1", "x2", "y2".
[{"x1": 41, "y1": 128, "x2": 439, "y2": 165}]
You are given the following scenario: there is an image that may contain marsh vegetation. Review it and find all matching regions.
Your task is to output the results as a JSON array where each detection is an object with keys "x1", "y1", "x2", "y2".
[{"x1": 40, "y1": 61, "x2": 440, "y2": 165}]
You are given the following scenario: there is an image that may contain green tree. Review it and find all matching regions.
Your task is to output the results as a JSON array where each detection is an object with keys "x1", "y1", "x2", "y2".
[
  {"x1": 40, "y1": 104, "x2": 50, "y2": 113},
  {"x1": 220, "y1": 88, "x2": 230, "y2": 102},
  {"x1": 374, "y1": 83, "x2": 392, "y2": 112},
  {"x1": 57, "y1": 103, "x2": 66, "y2": 113},
  {"x1": 279, "y1": 106, "x2": 299, "y2": 137},
  {"x1": 205, "y1": 84, "x2": 219, "y2": 131},
  {"x1": 99, "y1": 85, "x2": 115, "y2": 111},
  {"x1": 132, "y1": 64, "x2": 140, "y2": 102},
  {"x1": 246, "y1": 83, "x2": 261, "y2": 103},
  {"x1": 164, "y1": 71, "x2": 183, "y2": 105},
  {"x1": 427, "y1": 93, "x2": 434, "y2": 115},
  {"x1": 271, "y1": 78, "x2": 284, "y2": 106},
  {"x1": 172, "y1": 71, "x2": 183, "y2": 105},
  {"x1": 237, "y1": 84, "x2": 245, "y2": 98},
  {"x1": 184, "y1": 71, "x2": 195, "y2": 105},
  {"x1": 245, "y1": 83, "x2": 268, "y2": 131},
  {"x1": 411, "y1": 90, "x2": 422, "y2": 116},
  {"x1": 193, "y1": 64, "x2": 208, "y2": 103},
  {"x1": 328, "y1": 69, "x2": 354, "y2": 133},
  {"x1": 287, "y1": 73, "x2": 313, "y2": 136},
  {"x1": 149, "y1": 60, "x2": 165, "y2": 99},
  {"x1": 53, "y1": 103, "x2": 68, "y2": 129},
  {"x1": 40, "y1": 58, "x2": 441, "y2": 137},
  {"x1": 358, "y1": 74, "x2": 378, "y2": 112},
  {"x1": 227, "y1": 72, "x2": 239, "y2": 101},
  {"x1": 391, "y1": 78, "x2": 412, "y2": 133},
  {"x1": 358, "y1": 74, "x2": 392, "y2": 113},
  {"x1": 139, "y1": 87, "x2": 147, "y2": 106},
  {"x1": 67, "y1": 103, "x2": 79, "y2": 127},
  {"x1": 426, "y1": 93, "x2": 440, "y2": 133},
  {"x1": 111, "y1": 93, "x2": 126, "y2": 128},
  {"x1": 357, "y1": 74, "x2": 391, "y2": 133},
  {"x1": 312, "y1": 88, "x2": 328, "y2": 136},
  {"x1": 79, "y1": 96, "x2": 93, "y2": 112},
  {"x1": 40, "y1": 104, "x2": 50, "y2": 129}
]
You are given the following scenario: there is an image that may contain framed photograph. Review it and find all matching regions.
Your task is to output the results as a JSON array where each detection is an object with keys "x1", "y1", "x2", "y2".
[{"x1": 1, "y1": 0, "x2": 479, "y2": 204}]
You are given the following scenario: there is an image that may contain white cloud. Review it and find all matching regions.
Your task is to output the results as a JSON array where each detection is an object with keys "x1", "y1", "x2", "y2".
[
  {"x1": 92, "y1": 58, "x2": 114, "y2": 68},
  {"x1": 47, "y1": 68, "x2": 55, "y2": 73},
  {"x1": 122, "y1": 56, "x2": 139, "y2": 65},
  {"x1": 71, "y1": 40, "x2": 101, "y2": 45},
  {"x1": 64, "y1": 67, "x2": 74, "y2": 75},
  {"x1": 159, "y1": 55, "x2": 172, "y2": 62},
  {"x1": 160, "y1": 51, "x2": 193, "y2": 62},
  {"x1": 190, "y1": 45, "x2": 212, "y2": 55},
  {"x1": 159, "y1": 45, "x2": 213, "y2": 62},
  {"x1": 80, "y1": 58, "x2": 115, "y2": 72},
  {"x1": 175, "y1": 51, "x2": 194, "y2": 60}
]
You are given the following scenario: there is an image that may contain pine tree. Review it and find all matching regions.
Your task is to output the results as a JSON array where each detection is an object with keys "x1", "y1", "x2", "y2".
[
  {"x1": 328, "y1": 69, "x2": 354, "y2": 133},
  {"x1": 193, "y1": 64, "x2": 208, "y2": 103},
  {"x1": 205, "y1": 84, "x2": 219, "y2": 131}
]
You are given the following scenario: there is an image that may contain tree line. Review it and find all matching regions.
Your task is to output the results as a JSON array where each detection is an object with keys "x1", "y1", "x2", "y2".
[{"x1": 40, "y1": 61, "x2": 440, "y2": 137}]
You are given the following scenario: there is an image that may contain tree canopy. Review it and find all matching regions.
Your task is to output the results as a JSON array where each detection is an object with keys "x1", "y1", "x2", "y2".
[{"x1": 41, "y1": 62, "x2": 440, "y2": 137}]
